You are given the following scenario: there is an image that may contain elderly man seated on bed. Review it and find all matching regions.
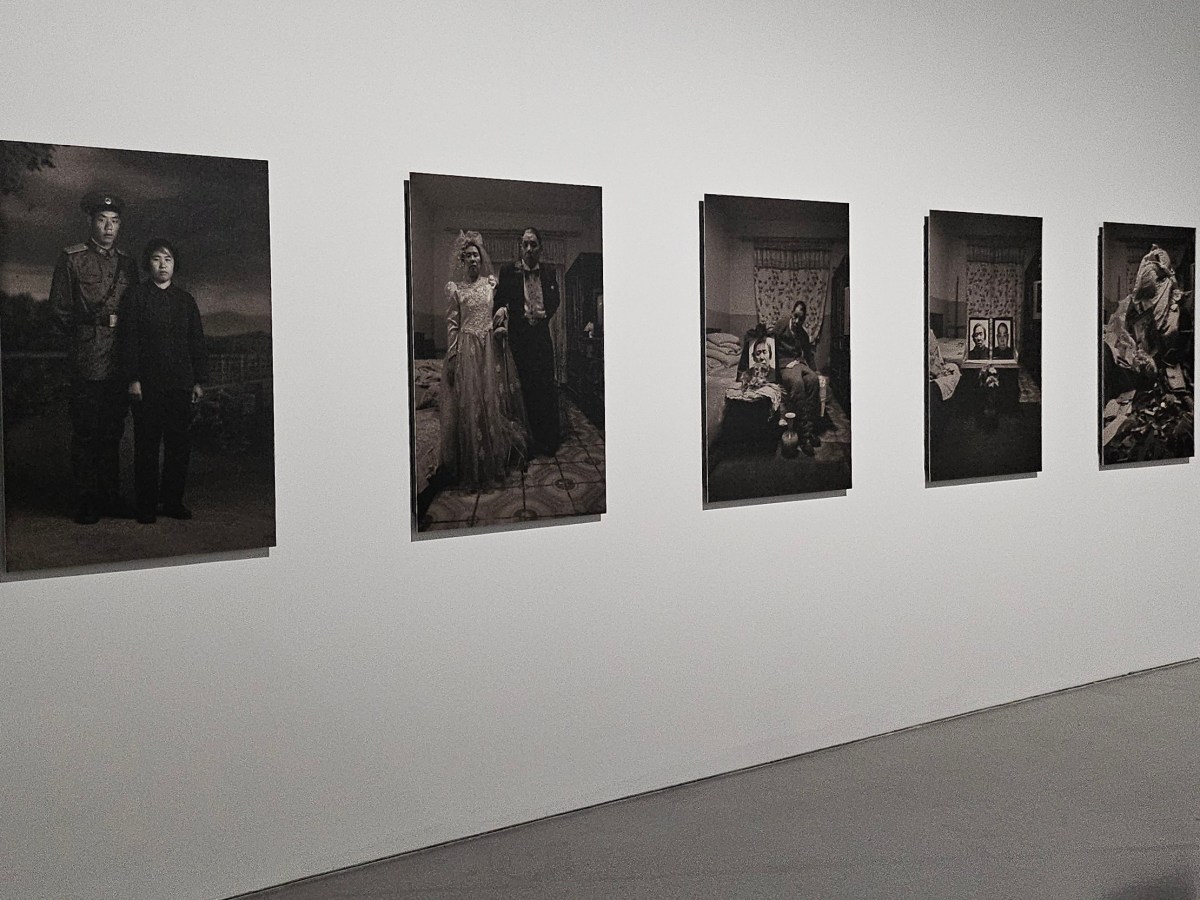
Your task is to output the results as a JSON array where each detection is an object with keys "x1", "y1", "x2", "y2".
[{"x1": 774, "y1": 299, "x2": 822, "y2": 456}]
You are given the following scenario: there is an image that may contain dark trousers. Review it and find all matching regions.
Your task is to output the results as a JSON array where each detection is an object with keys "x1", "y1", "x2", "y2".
[
  {"x1": 510, "y1": 326, "x2": 560, "y2": 454},
  {"x1": 780, "y1": 362, "x2": 820, "y2": 436},
  {"x1": 69, "y1": 378, "x2": 128, "y2": 508},
  {"x1": 132, "y1": 388, "x2": 192, "y2": 515}
]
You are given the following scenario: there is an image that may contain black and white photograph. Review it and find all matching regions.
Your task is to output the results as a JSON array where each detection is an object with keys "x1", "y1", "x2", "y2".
[
  {"x1": 967, "y1": 317, "x2": 992, "y2": 360},
  {"x1": 925, "y1": 210, "x2": 1042, "y2": 484},
  {"x1": 992, "y1": 316, "x2": 1015, "y2": 360},
  {"x1": 1099, "y1": 221, "x2": 1195, "y2": 467},
  {"x1": 0, "y1": 141, "x2": 275, "y2": 573},
  {"x1": 702, "y1": 194, "x2": 851, "y2": 505},
  {"x1": 406, "y1": 173, "x2": 605, "y2": 535}
]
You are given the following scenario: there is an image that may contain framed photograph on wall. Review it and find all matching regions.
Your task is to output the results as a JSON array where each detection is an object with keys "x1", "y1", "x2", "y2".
[
  {"x1": 405, "y1": 172, "x2": 605, "y2": 536},
  {"x1": 0, "y1": 140, "x2": 276, "y2": 574},
  {"x1": 925, "y1": 209, "x2": 1042, "y2": 484},
  {"x1": 1098, "y1": 221, "x2": 1195, "y2": 467},
  {"x1": 701, "y1": 193, "x2": 851, "y2": 506}
]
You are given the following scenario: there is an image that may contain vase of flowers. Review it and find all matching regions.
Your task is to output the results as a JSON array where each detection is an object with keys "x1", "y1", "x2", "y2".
[{"x1": 979, "y1": 365, "x2": 1000, "y2": 429}]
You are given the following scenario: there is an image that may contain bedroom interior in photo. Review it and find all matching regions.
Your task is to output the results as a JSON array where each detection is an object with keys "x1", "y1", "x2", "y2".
[
  {"x1": 406, "y1": 172, "x2": 605, "y2": 534},
  {"x1": 702, "y1": 193, "x2": 850, "y2": 505},
  {"x1": 926, "y1": 209, "x2": 1042, "y2": 484}
]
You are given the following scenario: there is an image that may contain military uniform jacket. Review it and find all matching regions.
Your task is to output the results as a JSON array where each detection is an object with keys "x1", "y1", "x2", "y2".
[
  {"x1": 118, "y1": 282, "x2": 209, "y2": 391},
  {"x1": 48, "y1": 240, "x2": 139, "y2": 381}
]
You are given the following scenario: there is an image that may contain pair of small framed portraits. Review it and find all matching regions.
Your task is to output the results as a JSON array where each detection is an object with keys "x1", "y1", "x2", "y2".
[{"x1": 964, "y1": 317, "x2": 1017, "y2": 362}]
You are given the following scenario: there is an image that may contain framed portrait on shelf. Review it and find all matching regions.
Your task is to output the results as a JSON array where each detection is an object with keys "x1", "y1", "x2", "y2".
[
  {"x1": 991, "y1": 316, "x2": 1015, "y2": 360},
  {"x1": 0, "y1": 140, "x2": 276, "y2": 574},
  {"x1": 966, "y1": 317, "x2": 992, "y2": 360}
]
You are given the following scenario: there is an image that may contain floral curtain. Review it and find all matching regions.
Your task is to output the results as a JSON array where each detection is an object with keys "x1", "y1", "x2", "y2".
[
  {"x1": 752, "y1": 246, "x2": 830, "y2": 340},
  {"x1": 966, "y1": 246, "x2": 1023, "y2": 320}
]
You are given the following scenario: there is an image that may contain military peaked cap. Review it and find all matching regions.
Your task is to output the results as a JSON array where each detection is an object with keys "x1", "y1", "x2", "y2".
[{"x1": 80, "y1": 191, "x2": 126, "y2": 217}]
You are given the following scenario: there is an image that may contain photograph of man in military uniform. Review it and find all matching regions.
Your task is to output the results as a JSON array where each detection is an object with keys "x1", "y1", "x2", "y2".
[
  {"x1": 0, "y1": 141, "x2": 276, "y2": 573},
  {"x1": 48, "y1": 191, "x2": 140, "y2": 524}
]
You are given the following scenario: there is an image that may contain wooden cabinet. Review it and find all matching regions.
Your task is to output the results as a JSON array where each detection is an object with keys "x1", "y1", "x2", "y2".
[
  {"x1": 564, "y1": 252, "x2": 605, "y2": 428},
  {"x1": 828, "y1": 255, "x2": 851, "y2": 414},
  {"x1": 1022, "y1": 254, "x2": 1042, "y2": 385}
]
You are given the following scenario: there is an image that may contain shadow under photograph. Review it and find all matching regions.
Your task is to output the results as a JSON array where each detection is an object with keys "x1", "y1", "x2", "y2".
[
  {"x1": 926, "y1": 209, "x2": 1042, "y2": 484},
  {"x1": 406, "y1": 173, "x2": 605, "y2": 536},
  {"x1": 701, "y1": 193, "x2": 851, "y2": 506}
]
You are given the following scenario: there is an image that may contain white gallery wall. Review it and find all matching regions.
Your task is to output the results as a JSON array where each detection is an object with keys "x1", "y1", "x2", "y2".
[{"x1": 2, "y1": 2, "x2": 1198, "y2": 898}]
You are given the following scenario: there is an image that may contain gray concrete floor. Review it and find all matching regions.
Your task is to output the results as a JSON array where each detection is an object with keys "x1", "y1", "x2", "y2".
[{"x1": 244, "y1": 660, "x2": 1200, "y2": 900}]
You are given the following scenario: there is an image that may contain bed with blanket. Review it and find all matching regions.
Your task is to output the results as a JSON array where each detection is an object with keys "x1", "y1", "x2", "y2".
[
  {"x1": 412, "y1": 358, "x2": 444, "y2": 496},
  {"x1": 929, "y1": 332, "x2": 964, "y2": 401},
  {"x1": 707, "y1": 330, "x2": 832, "y2": 450},
  {"x1": 705, "y1": 332, "x2": 748, "y2": 449}
]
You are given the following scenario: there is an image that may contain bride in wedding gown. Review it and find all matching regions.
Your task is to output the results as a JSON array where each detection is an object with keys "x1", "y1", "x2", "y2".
[{"x1": 439, "y1": 231, "x2": 528, "y2": 486}]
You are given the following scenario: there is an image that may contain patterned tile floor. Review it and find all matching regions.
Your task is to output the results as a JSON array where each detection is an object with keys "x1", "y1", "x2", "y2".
[{"x1": 420, "y1": 399, "x2": 606, "y2": 533}]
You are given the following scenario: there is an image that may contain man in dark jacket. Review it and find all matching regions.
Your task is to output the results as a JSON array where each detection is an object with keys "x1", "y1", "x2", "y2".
[
  {"x1": 774, "y1": 299, "x2": 822, "y2": 456},
  {"x1": 493, "y1": 227, "x2": 561, "y2": 455},
  {"x1": 48, "y1": 191, "x2": 139, "y2": 523}
]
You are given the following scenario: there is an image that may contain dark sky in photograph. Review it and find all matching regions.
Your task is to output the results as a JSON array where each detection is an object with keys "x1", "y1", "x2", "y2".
[{"x1": 0, "y1": 143, "x2": 272, "y2": 326}]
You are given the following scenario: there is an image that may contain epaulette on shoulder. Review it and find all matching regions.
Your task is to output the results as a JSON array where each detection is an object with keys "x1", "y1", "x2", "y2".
[{"x1": 64, "y1": 243, "x2": 87, "y2": 254}]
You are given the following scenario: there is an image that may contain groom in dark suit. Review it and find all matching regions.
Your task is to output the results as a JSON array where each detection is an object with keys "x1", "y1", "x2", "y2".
[{"x1": 494, "y1": 227, "x2": 561, "y2": 455}]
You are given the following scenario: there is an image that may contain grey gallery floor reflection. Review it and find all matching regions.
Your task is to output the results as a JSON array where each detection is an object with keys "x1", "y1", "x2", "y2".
[
  {"x1": 1099, "y1": 222, "x2": 1195, "y2": 467},
  {"x1": 0, "y1": 141, "x2": 275, "y2": 573},
  {"x1": 925, "y1": 209, "x2": 1042, "y2": 483},
  {"x1": 701, "y1": 194, "x2": 851, "y2": 505},
  {"x1": 406, "y1": 172, "x2": 605, "y2": 535}
]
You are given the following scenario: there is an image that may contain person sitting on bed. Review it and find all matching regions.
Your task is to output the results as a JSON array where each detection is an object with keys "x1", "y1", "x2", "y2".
[{"x1": 774, "y1": 299, "x2": 821, "y2": 456}]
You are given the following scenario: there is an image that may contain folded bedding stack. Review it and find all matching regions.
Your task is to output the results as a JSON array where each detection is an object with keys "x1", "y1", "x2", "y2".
[{"x1": 706, "y1": 332, "x2": 742, "y2": 373}]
